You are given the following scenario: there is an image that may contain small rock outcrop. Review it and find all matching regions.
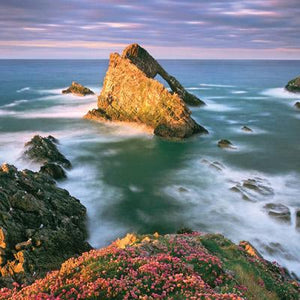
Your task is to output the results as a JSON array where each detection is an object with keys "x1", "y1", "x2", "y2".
[
  {"x1": 285, "y1": 76, "x2": 300, "y2": 93},
  {"x1": 263, "y1": 203, "x2": 291, "y2": 223},
  {"x1": 0, "y1": 164, "x2": 91, "y2": 287},
  {"x1": 241, "y1": 126, "x2": 253, "y2": 132},
  {"x1": 84, "y1": 44, "x2": 207, "y2": 139},
  {"x1": 39, "y1": 163, "x2": 66, "y2": 180},
  {"x1": 294, "y1": 101, "x2": 300, "y2": 109},
  {"x1": 218, "y1": 139, "x2": 234, "y2": 149},
  {"x1": 62, "y1": 82, "x2": 95, "y2": 96},
  {"x1": 24, "y1": 135, "x2": 71, "y2": 171}
]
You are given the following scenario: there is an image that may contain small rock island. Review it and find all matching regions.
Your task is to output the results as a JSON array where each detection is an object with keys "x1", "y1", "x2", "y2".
[
  {"x1": 285, "y1": 76, "x2": 300, "y2": 93},
  {"x1": 84, "y1": 44, "x2": 207, "y2": 139},
  {"x1": 62, "y1": 82, "x2": 95, "y2": 96}
]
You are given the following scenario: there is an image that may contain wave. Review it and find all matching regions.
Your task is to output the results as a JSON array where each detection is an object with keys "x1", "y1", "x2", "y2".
[
  {"x1": 261, "y1": 87, "x2": 300, "y2": 99},
  {"x1": 231, "y1": 90, "x2": 247, "y2": 94},
  {"x1": 202, "y1": 100, "x2": 238, "y2": 112},
  {"x1": 16, "y1": 87, "x2": 30, "y2": 93},
  {"x1": 200, "y1": 83, "x2": 235, "y2": 88},
  {"x1": 1, "y1": 99, "x2": 29, "y2": 108}
]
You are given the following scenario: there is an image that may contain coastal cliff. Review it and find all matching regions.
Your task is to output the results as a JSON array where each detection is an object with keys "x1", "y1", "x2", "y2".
[
  {"x1": 84, "y1": 44, "x2": 207, "y2": 139},
  {"x1": 1, "y1": 232, "x2": 298, "y2": 299}
]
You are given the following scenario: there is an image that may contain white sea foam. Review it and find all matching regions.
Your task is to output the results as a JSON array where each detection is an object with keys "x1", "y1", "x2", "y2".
[
  {"x1": 261, "y1": 87, "x2": 300, "y2": 99},
  {"x1": 1, "y1": 99, "x2": 29, "y2": 108},
  {"x1": 16, "y1": 87, "x2": 30, "y2": 93},
  {"x1": 200, "y1": 83, "x2": 235, "y2": 88},
  {"x1": 202, "y1": 100, "x2": 238, "y2": 112},
  {"x1": 162, "y1": 158, "x2": 300, "y2": 277},
  {"x1": 231, "y1": 90, "x2": 247, "y2": 94}
]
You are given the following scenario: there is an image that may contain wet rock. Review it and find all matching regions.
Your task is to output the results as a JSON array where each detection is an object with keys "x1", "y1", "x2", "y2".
[
  {"x1": 84, "y1": 45, "x2": 207, "y2": 139},
  {"x1": 294, "y1": 102, "x2": 300, "y2": 109},
  {"x1": 0, "y1": 163, "x2": 91, "y2": 287},
  {"x1": 285, "y1": 76, "x2": 300, "y2": 93},
  {"x1": 62, "y1": 81, "x2": 95, "y2": 96},
  {"x1": 296, "y1": 210, "x2": 300, "y2": 229},
  {"x1": 39, "y1": 163, "x2": 66, "y2": 180},
  {"x1": 218, "y1": 139, "x2": 234, "y2": 149},
  {"x1": 178, "y1": 187, "x2": 188, "y2": 193},
  {"x1": 24, "y1": 135, "x2": 71, "y2": 169},
  {"x1": 122, "y1": 43, "x2": 205, "y2": 106},
  {"x1": 230, "y1": 177, "x2": 274, "y2": 202},
  {"x1": 241, "y1": 126, "x2": 253, "y2": 132},
  {"x1": 263, "y1": 203, "x2": 291, "y2": 223}
]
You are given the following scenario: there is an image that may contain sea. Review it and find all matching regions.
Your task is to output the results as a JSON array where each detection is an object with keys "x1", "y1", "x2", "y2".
[{"x1": 0, "y1": 59, "x2": 299, "y2": 277}]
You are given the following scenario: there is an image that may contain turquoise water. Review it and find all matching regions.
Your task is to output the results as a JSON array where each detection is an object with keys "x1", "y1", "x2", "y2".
[{"x1": 0, "y1": 59, "x2": 299, "y2": 277}]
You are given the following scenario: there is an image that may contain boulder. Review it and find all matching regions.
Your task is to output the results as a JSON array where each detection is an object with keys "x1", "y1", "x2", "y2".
[
  {"x1": 218, "y1": 139, "x2": 234, "y2": 149},
  {"x1": 241, "y1": 126, "x2": 253, "y2": 132},
  {"x1": 285, "y1": 76, "x2": 300, "y2": 93},
  {"x1": 84, "y1": 47, "x2": 207, "y2": 139},
  {"x1": 122, "y1": 44, "x2": 205, "y2": 106},
  {"x1": 0, "y1": 163, "x2": 91, "y2": 287},
  {"x1": 263, "y1": 203, "x2": 291, "y2": 223},
  {"x1": 62, "y1": 82, "x2": 95, "y2": 96},
  {"x1": 294, "y1": 102, "x2": 300, "y2": 109},
  {"x1": 24, "y1": 135, "x2": 71, "y2": 169}
]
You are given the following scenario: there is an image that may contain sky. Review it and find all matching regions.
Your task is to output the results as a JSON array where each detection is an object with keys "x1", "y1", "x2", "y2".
[{"x1": 0, "y1": 0, "x2": 299, "y2": 59}]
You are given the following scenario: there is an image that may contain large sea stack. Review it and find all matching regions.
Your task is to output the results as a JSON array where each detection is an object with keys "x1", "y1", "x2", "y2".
[{"x1": 84, "y1": 44, "x2": 207, "y2": 139}]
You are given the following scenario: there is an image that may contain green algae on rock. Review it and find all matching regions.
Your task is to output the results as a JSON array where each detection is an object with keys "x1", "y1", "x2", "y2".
[
  {"x1": 84, "y1": 45, "x2": 207, "y2": 139},
  {"x1": 285, "y1": 76, "x2": 300, "y2": 93},
  {"x1": 1, "y1": 232, "x2": 298, "y2": 299}
]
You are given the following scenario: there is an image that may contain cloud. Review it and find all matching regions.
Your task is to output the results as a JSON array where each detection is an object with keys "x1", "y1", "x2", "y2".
[{"x1": 0, "y1": 0, "x2": 299, "y2": 58}]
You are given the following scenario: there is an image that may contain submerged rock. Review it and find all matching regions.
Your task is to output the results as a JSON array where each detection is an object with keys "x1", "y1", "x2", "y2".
[
  {"x1": 285, "y1": 76, "x2": 300, "y2": 93},
  {"x1": 294, "y1": 101, "x2": 300, "y2": 109},
  {"x1": 24, "y1": 135, "x2": 71, "y2": 169},
  {"x1": 263, "y1": 203, "x2": 291, "y2": 223},
  {"x1": 0, "y1": 163, "x2": 91, "y2": 287},
  {"x1": 84, "y1": 45, "x2": 207, "y2": 139},
  {"x1": 296, "y1": 210, "x2": 300, "y2": 229},
  {"x1": 218, "y1": 139, "x2": 234, "y2": 149},
  {"x1": 122, "y1": 44, "x2": 205, "y2": 106},
  {"x1": 2, "y1": 233, "x2": 299, "y2": 299},
  {"x1": 62, "y1": 82, "x2": 95, "y2": 96},
  {"x1": 241, "y1": 125, "x2": 253, "y2": 132},
  {"x1": 230, "y1": 177, "x2": 274, "y2": 202}
]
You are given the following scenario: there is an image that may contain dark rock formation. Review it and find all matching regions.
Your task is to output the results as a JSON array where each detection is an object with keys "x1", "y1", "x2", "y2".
[
  {"x1": 39, "y1": 163, "x2": 66, "y2": 180},
  {"x1": 296, "y1": 210, "x2": 300, "y2": 229},
  {"x1": 24, "y1": 135, "x2": 71, "y2": 169},
  {"x1": 241, "y1": 126, "x2": 253, "y2": 132},
  {"x1": 263, "y1": 203, "x2": 291, "y2": 223},
  {"x1": 294, "y1": 102, "x2": 300, "y2": 109},
  {"x1": 218, "y1": 139, "x2": 234, "y2": 149},
  {"x1": 285, "y1": 76, "x2": 300, "y2": 93},
  {"x1": 0, "y1": 163, "x2": 91, "y2": 287},
  {"x1": 62, "y1": 82, "x2": 95, "y2": 96},
  {"x1": 122, "y1": 44, "x2": 205, "y2": 106},
  {"x1": 84, "y1": 46, "x2": 207, "y2": 139}
]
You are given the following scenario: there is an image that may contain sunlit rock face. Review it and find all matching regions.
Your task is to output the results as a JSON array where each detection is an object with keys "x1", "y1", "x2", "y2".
[
  {"x1": 122, "y1": 44, "x2": 205, "y2": 106},
  {"x1": 85, "y1": 44, "x2": 207, "y2": 139}
]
